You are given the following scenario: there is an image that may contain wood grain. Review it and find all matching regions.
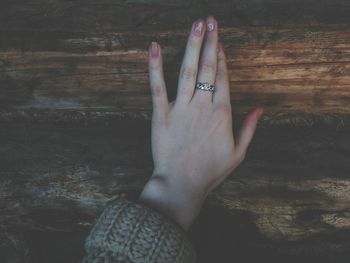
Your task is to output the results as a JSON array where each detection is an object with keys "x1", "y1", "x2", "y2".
[
  {"x1": 1, "y1": 2, "x2": 350, "y2": 113},
  {"x1": 0, "y1": 114, "x2": 350, "y2": 262},
  {"x1": 1, "y1": 1, "x2": 350, "y2": 262}
]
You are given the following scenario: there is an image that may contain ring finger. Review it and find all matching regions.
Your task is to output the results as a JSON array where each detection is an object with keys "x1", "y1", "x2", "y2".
[{"x1": 192, "y1": 16, "x2": 218, "y2": 105}]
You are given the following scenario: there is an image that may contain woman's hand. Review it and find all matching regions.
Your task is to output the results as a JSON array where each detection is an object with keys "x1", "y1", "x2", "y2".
[{"x1": 139, "y1": 16, "x2": 264, "y2": 231}]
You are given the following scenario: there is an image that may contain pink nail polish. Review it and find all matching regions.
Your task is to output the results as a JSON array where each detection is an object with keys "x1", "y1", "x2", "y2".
[
  {"x1": 151, "y1": 41, "x2": 159, "y2": 58},
  {"x1": 193, "y1": 20, "x2": 203, "y2": 36},
  {"x1": 207, "y1": 17, "x2": 215, "y2": 32},
  {"x1": 256, "y1": 108, "x2": 264, "y2": 119}
]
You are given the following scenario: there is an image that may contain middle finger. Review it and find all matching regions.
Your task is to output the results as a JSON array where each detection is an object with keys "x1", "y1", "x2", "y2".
[{"x1": 192, "y1": 16, "x2": 218, "y2": 105}]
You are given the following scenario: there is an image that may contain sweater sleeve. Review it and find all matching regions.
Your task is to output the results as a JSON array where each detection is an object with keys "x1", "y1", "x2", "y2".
[{"x1": 82, "y1": 197, "x2": 197, "y2": 263}]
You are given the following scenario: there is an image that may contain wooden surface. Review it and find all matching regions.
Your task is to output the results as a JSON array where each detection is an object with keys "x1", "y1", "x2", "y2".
[
  {"x1": 1, "y1": 0, "x2": 350, "y2": 262},
  {"x1": 2, "y1": 1, "x2": 350, "y2": 113},
  {"x1": 1, "y1": 114, "x2": 350, "y2": 262}
]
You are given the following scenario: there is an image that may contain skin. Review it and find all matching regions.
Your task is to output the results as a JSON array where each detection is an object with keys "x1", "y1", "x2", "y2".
[{"x1": 138, "y1": 16, "x2": 264, "y2": 231}]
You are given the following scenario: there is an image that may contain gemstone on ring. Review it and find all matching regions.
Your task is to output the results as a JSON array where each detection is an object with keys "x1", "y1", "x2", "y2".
[{"x1": 195, "y1": 82, "x2": 215, "y2": 92}]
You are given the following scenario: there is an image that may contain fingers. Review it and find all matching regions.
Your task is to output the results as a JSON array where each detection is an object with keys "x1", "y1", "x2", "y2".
[
  {"x1": 192, "y1": 16, "x2": 218, "y2": 105},
  {"x1": 213, "y1": 43, "x2": 231, "y2": 108},
  {"x1": 148, "y1": 41, "x2": 169, "y2": 120},
  {"x1": 176, "y1": 19, "x2": 206, "y2": 105},
  {"x1": 235, "y1": 107, "x2": 264, "y2": 161}
]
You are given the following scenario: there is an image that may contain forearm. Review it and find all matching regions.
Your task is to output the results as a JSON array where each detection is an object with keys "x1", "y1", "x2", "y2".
[{"x1": 138, "y1": 173, "x2": 208, "y2": 231}]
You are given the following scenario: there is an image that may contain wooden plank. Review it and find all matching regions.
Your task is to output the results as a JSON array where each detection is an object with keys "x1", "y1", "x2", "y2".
[
  {"x1": 2, "y1": 0, "x2": 350, "y2": 33},
  {"x1": 1, "y1": 26, "x2": 350, "y2": 113},
  {"x1": 2, "y1": 0, "x2": 350, "y2": 113}
]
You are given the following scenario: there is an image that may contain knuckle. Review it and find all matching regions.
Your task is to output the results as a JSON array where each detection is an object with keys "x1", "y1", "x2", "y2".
[
  {"x1": 214, "y1": 104, "x2": 232, "y2": 117},
  {"x1": 151, "y1": 85, "x2": 163, "y2": 97},
  {"x1": 188, "y1": 36, "x2": 201, "y2": 49},
  {"x1": 199, "y1": 61, "x2": 216, "y2": 74},
  {"x1": 196, "y1": 101, "x2": 210, "y2": 113},
  {"x1": 180, "y1": 67, "x2": 197, "y2": 81},
  {"x1": 149, "y1": 61, "x2": 161, "y2": 71},
  {"x1": 211, "y1": 104, "x2": 231, "y2": 127},
  {"x1": 152, "y1": 112, "x2": 168, "y2": 127}
]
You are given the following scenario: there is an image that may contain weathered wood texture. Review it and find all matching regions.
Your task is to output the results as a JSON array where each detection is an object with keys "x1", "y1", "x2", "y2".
[
  {"x1": 2, "y1": 1, "x2": 350, "y2": 113},
  {"x1": 1, "y1": 114, "x2": 350, "y2": 262},
  {"x1": 1, "y1": 0, "x2": 350, "y2": 262}
]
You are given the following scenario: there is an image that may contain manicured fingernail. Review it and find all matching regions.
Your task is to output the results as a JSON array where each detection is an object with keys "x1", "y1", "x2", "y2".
[
  {"x1": 207, "y1": 17, "x2": 215, "y2": 31},
  {"x1": 193, "y1": 20, "x2": 203, "y2": 36},
  {"x1": 151, "y1": 41, "x2": 159, "y2": 58},
  {"x1": 256, "y1": 108, "x2": 264, "y2": 119}
]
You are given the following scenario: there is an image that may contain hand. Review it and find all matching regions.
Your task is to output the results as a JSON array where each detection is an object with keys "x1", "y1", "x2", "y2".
[{"x1": 138, "y1": 16, "x2": 264, "y2": 231}]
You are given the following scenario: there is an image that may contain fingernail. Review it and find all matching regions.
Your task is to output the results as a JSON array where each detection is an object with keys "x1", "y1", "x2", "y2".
[
  {"x1": 193, "y1": 20, "x2": 203, "y2": 36},
  {"x1": 151, "y1": 41, "x2": 159, "y2": 58},
  {"x1": 207, "y1": 17, "x2": 215, "y2": 32},
  {"x1": 256, "y1": 108, "x2": 264, "y2": 119}
]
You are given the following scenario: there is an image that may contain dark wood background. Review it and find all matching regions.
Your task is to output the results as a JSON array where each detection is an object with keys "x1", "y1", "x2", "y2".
[{"x1": 1, "y1": 1, "x2": 350, "y2": 262}]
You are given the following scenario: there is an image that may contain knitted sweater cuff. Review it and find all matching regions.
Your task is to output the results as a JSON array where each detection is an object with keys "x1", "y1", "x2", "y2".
[{"x1": 82, "y1": 197, "x2": 197, "y2": 263}]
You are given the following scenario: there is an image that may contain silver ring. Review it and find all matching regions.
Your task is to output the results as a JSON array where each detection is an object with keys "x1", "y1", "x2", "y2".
[{"x1": 195, "y1": 82, "x2": 215, "y2": 92}]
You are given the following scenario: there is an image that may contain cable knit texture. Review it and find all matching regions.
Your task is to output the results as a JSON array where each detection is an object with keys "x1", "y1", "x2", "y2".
[{"x1": 82, "y1": 197, "x2": 196, "y2": 263}]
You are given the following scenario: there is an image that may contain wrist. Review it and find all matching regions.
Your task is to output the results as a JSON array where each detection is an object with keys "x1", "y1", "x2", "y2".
[{"x1": 138, "y1": 173, "x2": 206, "y2": 231}]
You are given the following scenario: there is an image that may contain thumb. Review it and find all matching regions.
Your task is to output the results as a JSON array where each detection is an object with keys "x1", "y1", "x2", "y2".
[{"x1": 235, "y1": 107, "x2": 264, "y2": 160}]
